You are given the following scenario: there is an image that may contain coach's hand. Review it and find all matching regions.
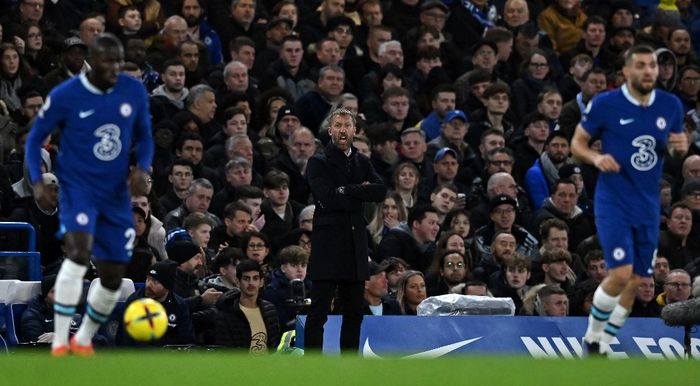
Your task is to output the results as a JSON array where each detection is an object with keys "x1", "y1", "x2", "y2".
[
  {"x1": 129, "y1": 168, "x2": 149, "y2": 196},
  {"x1": 593, "y1": 154, "x2": 620, "y2": 173}
]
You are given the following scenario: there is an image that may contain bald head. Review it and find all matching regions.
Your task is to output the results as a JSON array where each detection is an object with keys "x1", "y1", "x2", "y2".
[
  {"x1": 487, "y1": 172, "x2": 518, "y2": 199},
  {"x1": 682, "y1": 155, "x2": 700, "y2": 179},
  {"x1": 164, "y1": 15, "x2": 188, "y2": 45},
  {"x1": 80, "y1": 17, "x2": 105, "y2": 46}
]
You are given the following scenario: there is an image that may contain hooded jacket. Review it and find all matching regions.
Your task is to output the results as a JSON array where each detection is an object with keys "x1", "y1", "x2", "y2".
[{"x1": 655, "y1": 48, "x2": 679, "y2": 92}]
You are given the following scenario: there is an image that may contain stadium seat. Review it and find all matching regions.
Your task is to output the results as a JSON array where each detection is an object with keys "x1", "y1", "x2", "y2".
[
  {"x1": 87, "y1": 278, "x2": 136, "y2": 302},
  {"x1": 90, "y1": 278, "x2": 136, "y2": 346},
  {"x1": 0, "y1": 280, "x2": 20, "y2": 338},
  {"x1": 4, "y1": 281, "x2": 41, "y2": 346}
]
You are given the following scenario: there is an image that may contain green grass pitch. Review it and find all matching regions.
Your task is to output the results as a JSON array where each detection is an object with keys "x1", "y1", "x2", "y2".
[{"x1": 1, "y1": 350, "x2": 699, "y2": 386}]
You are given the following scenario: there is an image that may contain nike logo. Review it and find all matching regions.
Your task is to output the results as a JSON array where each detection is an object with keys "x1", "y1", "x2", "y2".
[
  {"x1": 362, "y1": 337, "x2": 482, "y2": 358},
  {"x1": 619, "y1": 118, "x2": 634, "y2": 125},
  {"x1": 79, "y1": 110, "x2": 95, "y2": 118}
]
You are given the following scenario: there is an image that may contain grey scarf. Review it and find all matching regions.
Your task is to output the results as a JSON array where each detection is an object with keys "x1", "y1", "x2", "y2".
[{"x1": 540, "y1": 152, "x2": 571, "y2": 184}]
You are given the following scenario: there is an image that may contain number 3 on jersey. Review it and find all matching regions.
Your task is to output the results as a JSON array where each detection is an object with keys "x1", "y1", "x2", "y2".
[
  {"x1": 93, "y1": 124, "x2": 123, "y2": 161},
  {"x1": 630, "y1": 135, "x2": 657, "y2": 171}
]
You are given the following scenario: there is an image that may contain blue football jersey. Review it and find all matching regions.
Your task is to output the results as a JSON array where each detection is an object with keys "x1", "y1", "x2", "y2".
[
  {"x1": 581, "y1": 84, "x2": 683, "y2": 224},
  {"x1": 26, "y1": 73, "x2": 154, "y2": 195}
]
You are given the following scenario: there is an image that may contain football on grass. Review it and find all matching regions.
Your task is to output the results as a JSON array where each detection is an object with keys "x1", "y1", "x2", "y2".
[{"x1": 123, "y1": 298, "x2": 168, "y2": 342}]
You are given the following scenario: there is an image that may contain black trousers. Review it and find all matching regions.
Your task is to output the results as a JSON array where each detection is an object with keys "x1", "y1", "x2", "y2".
[{"x1": 304, "y1": 280, "x2": 364, "y2": 354}]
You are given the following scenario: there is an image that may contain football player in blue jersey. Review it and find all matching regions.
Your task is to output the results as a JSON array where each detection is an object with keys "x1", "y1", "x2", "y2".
[
  {"x1": 25, "y1": 34, "x2": 154, "y2": 357},
  {"x1": 571, "y1": 45, "x2": 689, "y2": 356}
]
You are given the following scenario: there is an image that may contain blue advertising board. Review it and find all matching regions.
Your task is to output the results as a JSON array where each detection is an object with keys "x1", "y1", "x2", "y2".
[{"x1": 296, "y1": 316, "x2": 700, "y2": 358}]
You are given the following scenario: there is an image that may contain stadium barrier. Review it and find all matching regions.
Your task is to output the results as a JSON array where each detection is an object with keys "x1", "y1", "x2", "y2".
[
  {"x1": 0, "y1": 222, "x2": 42, "y2": 281},
  {"x1": 296, "y1": 315, "x2": 700, "y2": 359}
]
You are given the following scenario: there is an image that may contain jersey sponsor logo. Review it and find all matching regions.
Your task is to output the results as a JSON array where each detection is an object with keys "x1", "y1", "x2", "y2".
[
  {"x1": 76, "y1": 212, "x2": 89, "y2": 226},
  {"x1": 619, "y1": 118, "x2": 635, "y2": 125},
  {"x1": 93, "y1": 124, "x2": 123, "y2": 161},
  {"x1": 120, "y1": 103, "x2": 132, "y2": 117},
  {"x1": 79, "y1": 109, "x2": 95, "y2": 118},
  {"x1": 613, "y1": 247, "x2": 626, "y2": 261},
  {"x1": 656, "y1": 117, "x2": 666, "y2": 130},
  {"x1": 38, "y1": 96, "x2": 51, "y2": 119},
  {"x1": 630, "y1": 135, "x2": 657, "y2": 171}
]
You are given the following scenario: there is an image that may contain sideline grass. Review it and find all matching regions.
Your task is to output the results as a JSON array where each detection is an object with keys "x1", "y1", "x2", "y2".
[{"x1": 1, "y1": 350, "x2": 699, "y2": 386}]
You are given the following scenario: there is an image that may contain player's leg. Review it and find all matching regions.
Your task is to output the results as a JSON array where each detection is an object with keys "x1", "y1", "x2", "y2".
[
  {"x1": 72, "y1": 212, "x2": 133, "y2": 350},
  {"x1": 600, "y1": 225, "x2": 659, "y2": 351},
  {"x1": 599, "y1": 274, "x2": 641, "y2": 350},
  {"x1": 52, "y1": 231, "x2": 92, "y2": 354},
  {"x1": 584, "y1": 219, "x2": 634, "y2": 352},
  {"x1": 73, "y1": 260, "x2": 126, "y2": 348}
]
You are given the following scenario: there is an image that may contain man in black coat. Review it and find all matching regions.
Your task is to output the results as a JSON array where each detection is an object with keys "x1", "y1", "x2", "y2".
[{"x1": 304, "y1": 109, "x2": 387, "y2": 353}]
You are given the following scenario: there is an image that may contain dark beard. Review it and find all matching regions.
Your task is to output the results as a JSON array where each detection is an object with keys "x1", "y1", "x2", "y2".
[
  {"x1": 185, "y1": 15, "x2": 202, "y2": 27},
  {"x1": 631, "y1": 78, "x2": 654, "y2": 96}
]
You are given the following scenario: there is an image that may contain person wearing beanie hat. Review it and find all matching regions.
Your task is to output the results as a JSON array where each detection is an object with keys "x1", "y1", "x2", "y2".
[
  {"x1": 609, "y1": 1, "x2": 637, "y2": 28},
  {"x1": 20, "y1": 274, "x2": 82, "y2": 344},
  {"x1": 167, "y1": 240, "x2": 222, "y2": 312},
  {"x1": 117, "y1": 260, "x2": 195, "y2": 346},
  {"x1": 472, "y1": 194, "x2": 539, "y2": 269}
]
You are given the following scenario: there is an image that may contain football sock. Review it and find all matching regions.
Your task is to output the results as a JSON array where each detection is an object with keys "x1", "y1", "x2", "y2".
[
  {"x1": 74, "y1": 280, "x2": 121, "y2": 346},
  {"x1": 52, "y1": 259, "x2": 88, "y2": 349},
  {"x1": 600, "y1": 304, "x2": 630, "y2": 349},
  {"x1": 584, "y1": 286, "x2": 619, "y2": 345}
]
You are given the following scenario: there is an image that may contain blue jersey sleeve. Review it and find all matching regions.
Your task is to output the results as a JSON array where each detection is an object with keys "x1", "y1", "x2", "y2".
[
  {"x1": 131, "y1": 82, "x2": 154, "y2": 171},
  {"x1": 580, "y1": 93, "x2": 605, "y2": 138},
  {"x1": 25, "y1": 92, "x2": 66, "y2": 184}
]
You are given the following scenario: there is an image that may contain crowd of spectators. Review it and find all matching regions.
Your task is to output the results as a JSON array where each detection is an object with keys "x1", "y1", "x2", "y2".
[{"x1": 1, "y1": 0, "x2": 700, "y2": 351}]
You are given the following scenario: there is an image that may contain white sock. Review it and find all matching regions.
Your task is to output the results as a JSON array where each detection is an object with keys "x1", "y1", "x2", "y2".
[
  {"x1": 52, "y1": 259, "x2": 88, "y2": 349},
  {"x1": 584, "y1": 286, "x2": 619, "y2": 345},
  {"x1": 74, "y1": 281, "x2": 121, "y2": 346},
  {"x1": 600, "y1": 304, "x2": 629, "y2": 348}
]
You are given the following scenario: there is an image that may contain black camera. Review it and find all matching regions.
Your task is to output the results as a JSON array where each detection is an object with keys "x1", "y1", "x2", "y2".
[{"x1": 285, "y1": 279, "x2": 311, "y2": 307}]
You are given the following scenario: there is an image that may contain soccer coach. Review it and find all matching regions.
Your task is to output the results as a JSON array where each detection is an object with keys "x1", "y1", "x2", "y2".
[{"x1": 304, "y1": 108, "x2": 386, "y2": 354}]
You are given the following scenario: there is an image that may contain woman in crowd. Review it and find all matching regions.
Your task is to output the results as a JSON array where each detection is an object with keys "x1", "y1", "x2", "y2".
[
  {"x1": 510, "y1": 49, "x2": 556, "y2": 126},
  {"x1": 242, "y1": 231, "x2": 273, "y2": 280},
  {"x1": 0, "y1": 43, "x2": 42, "y2": 117},
  {"x1": 19, "y1": 23, "x2": 57, "y2": 76},
  {"x1": 367, "y1": 191, "x2": 407, "y2": 249},
  {"x1": 393, "y1": 162, "x2": 420, "y2": 209},
  {"x1": 396, "y1": 270, "x2": 427, "y2": 315}
]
